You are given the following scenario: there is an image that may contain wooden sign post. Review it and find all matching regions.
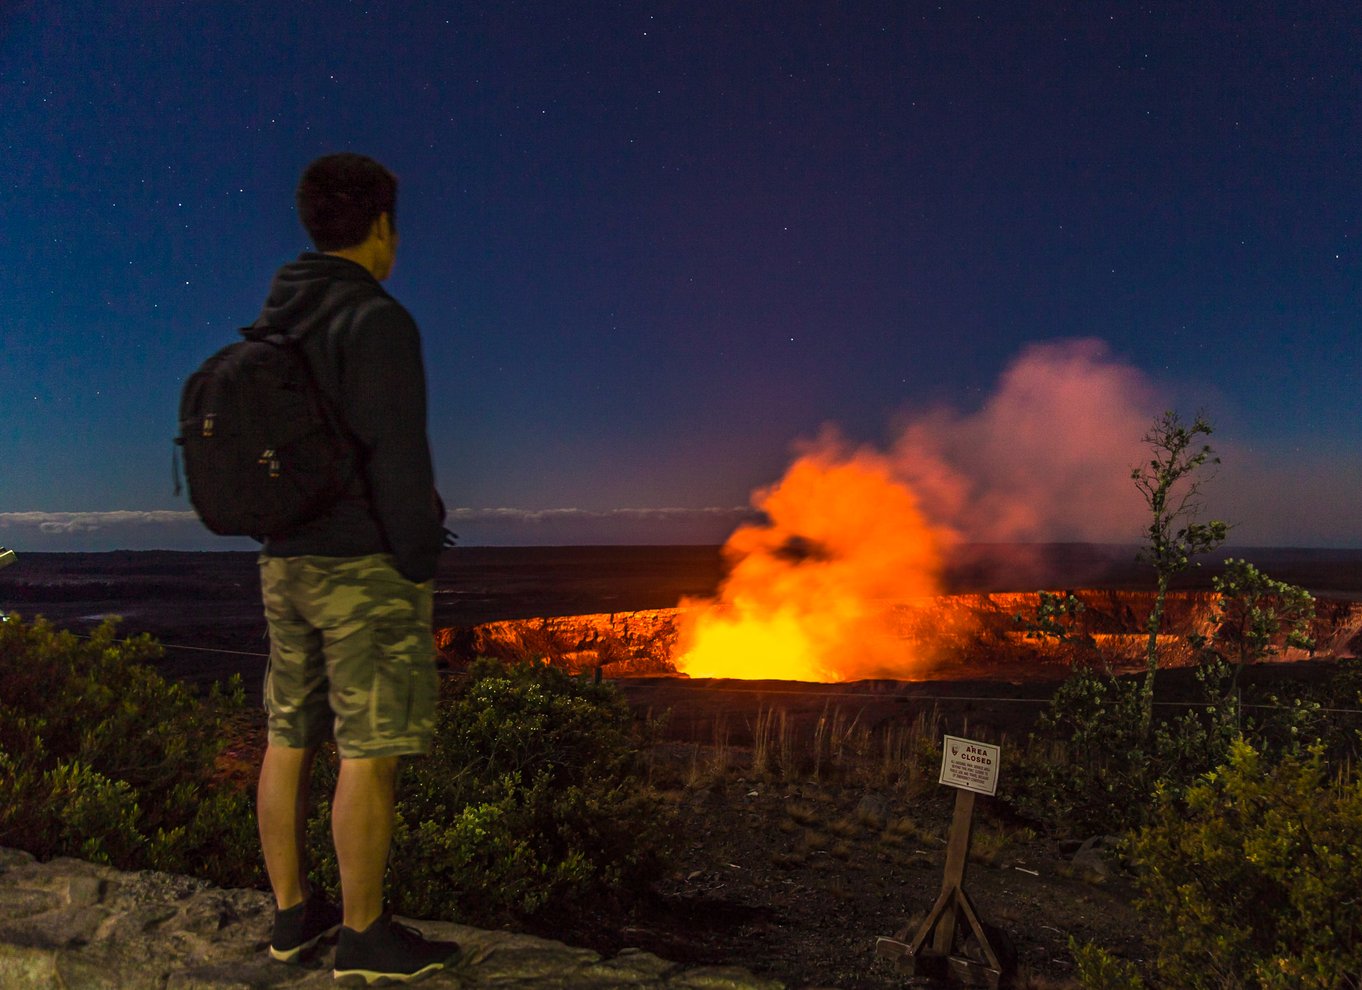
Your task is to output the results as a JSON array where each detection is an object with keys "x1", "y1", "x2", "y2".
[{"x1": 876, "y1": 735, "x2": 1012, "y2": 988}]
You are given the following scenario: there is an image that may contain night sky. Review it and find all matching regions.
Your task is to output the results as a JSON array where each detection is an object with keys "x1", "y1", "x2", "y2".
[{"x1": 2, "y1": 2, "x2": 1359, "y2": 551}]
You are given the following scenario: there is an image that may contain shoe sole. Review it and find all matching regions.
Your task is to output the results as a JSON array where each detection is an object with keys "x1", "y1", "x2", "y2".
[
  {"x1": 332, "y1": 961, "x2": 446, "y2": 986},
  {"x1": 270, "y1": 923, "x2": 343, "y2": 963}
]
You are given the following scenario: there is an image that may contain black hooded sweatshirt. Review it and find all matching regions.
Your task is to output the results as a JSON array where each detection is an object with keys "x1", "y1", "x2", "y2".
[{"x1": 245, "y1": 253, "x2": 443, "y2": 583}]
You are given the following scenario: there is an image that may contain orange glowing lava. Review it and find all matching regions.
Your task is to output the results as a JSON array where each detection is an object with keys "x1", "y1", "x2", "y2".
[{"x1": 674, "y1": 445, "x2": 953, "y2": 682}]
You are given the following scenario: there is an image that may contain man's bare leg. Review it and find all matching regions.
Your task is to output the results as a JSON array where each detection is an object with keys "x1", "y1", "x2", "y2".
[
  {"x1": 332, "y1": 755, "x2": 399, "y2": 931},
  {"x1": 258, "y1": 743, "x2": 318, "y2": 910}
]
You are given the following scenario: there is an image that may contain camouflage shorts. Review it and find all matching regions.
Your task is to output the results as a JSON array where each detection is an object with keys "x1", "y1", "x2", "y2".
[{"x1": 259, "y1": 553, "x2": 437, "y2": 759}]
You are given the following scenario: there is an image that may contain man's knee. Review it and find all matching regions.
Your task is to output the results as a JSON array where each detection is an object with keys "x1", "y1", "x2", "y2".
[
  {"x1": 259, "y1": 743, "x2": 317, "y2": 787},
  {"x1": 337, "y1": 755, "x2": 400, "y2": 794}
]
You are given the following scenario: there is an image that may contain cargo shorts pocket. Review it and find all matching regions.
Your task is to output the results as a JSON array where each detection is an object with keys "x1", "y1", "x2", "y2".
[{"x1": 370, "y1": 621, "x2": 436, "y2": 741}]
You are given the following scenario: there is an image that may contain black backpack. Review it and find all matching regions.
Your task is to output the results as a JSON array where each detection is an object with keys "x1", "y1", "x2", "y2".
[{"x1": 175, "y1": 330, "x2": 357, "y2": 539}]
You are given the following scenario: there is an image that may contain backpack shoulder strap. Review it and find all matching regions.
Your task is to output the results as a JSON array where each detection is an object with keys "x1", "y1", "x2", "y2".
[{"x1": 241, "y1": 325, "x2": 359, "y2": 450}]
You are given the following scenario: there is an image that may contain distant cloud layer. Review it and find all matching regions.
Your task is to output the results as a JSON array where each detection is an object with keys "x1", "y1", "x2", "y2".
[
  {"x1": 0, "y1": 511, "x2": 246, "y2": 551},
  {"x1": 0, "y1": 507, "x2": 757, "y2": 551},
  {"x1": 3, "y1": 480, "x2": 1358, "y2": 552},
  {"x1": 1, "y1": 511, "x2": 199, "y2": 535}
]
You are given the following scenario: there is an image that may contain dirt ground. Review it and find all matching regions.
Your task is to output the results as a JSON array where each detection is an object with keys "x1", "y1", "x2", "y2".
[
  {"x1": 538, "y1": 659, "x2": 1348, "y2": 989},
  {"x1": 520, "y1": 733, "x2": 1149, "y2": 989},
  {"x1": 4, "y1": 544, "x2": 1361, "y2": 988}
]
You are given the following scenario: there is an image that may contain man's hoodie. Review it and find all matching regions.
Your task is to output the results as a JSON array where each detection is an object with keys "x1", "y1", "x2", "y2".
[{"x1": 245, "y1": 253, "x2": 443, "y2": 583}]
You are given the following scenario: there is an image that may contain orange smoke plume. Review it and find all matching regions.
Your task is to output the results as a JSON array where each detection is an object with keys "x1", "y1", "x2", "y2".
[
  {"x1": 673, "y1": 338, "x2": 1160, "y2": 682},
  {"x1": 674, "y1": 442, "x2": 953, "y2": 682}
]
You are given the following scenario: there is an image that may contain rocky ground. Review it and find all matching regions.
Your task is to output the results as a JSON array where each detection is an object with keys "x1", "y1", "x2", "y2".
[{"x1": 0, "y1": 845, "x2": 780, "y2": 989}]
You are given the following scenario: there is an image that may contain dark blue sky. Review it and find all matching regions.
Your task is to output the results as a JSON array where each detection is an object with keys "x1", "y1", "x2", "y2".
[{"x1": 2, "y1": 1, "x2": 1359, "y2": 549}]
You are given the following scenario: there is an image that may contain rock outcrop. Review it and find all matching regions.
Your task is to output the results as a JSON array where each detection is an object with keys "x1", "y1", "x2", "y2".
[{"x1": 0, "y1": 847, "x2": 780, "y2": 989}]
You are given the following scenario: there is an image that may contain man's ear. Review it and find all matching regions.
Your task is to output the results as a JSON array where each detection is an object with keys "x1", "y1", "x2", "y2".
[{"x1": 376, "y1": 212, "x2": 394, "y2": 243}]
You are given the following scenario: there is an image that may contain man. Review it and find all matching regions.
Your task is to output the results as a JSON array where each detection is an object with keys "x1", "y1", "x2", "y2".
[{"x1": 251, "y1": 153, "x2": 456, "y2": 985}]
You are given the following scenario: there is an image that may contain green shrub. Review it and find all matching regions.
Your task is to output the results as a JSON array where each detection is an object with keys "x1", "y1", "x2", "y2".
[
  {"x1": 1002, "y1": 666, "x2": 1149, "y2": 832},
  {"x1": 1202, "y1": 559, "x2": 1315, "y2": 683},
  {"x1": 0, "y1": 615, "x2": 259, "y2": 886},
  {"x1": 1128, "y1": 737, "x2": 1362, "y2": 988},
  {"x1": 1318, "y1": 657, "x2": 1362, "y2": 762},
  {"x1": 1071, "y1": 937, "x2": 1148, "y2": 990},
  {"x1": 1003, "y1": 662, "x2": 1240, "y2": 834},
  {"x1": 308, "y1": 657, "x2": 672, "y2": 926}
]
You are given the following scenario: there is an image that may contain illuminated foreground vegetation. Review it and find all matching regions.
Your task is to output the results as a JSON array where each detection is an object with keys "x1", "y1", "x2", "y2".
[
  {"x1": 3, "y1": 611, "x2": 1362, "y2": 986},
  {"x1": 0, "y1": 618, "x2": 668, "y2": 928}
]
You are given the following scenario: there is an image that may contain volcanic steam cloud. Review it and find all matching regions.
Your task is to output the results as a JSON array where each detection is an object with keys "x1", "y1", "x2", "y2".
[{"x1": 673, "y1": 339, "x2": 1161, "y2": 682}]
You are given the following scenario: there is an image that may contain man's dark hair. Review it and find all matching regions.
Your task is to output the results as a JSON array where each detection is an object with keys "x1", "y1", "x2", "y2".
[{"x1": 296, "y1": 153, "x2": 398, "y2": 251}]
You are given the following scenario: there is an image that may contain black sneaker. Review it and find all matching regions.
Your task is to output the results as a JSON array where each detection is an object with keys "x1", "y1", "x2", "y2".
[
  {"x1": 269, "y1": 893, "x2": 343, "y2": 963},
  {"x1": 333, "y1": 914, "x2": 460, "y2": 986}
]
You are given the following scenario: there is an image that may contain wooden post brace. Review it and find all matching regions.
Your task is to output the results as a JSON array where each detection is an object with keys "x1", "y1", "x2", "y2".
[{"x1": 875, "y1": 788, "x2": 1010, "y2": 988}]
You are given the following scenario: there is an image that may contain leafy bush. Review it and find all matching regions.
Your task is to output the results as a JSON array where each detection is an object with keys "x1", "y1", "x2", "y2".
[
  {"x1": 1002, "y1": 662, "x2": 1241, "y2": 834},
  {"x1": 0, "y1": 615, "x2": 259, "y2": 886},
  {"x1": 1315, "y1": 656, "x2": 1362, "y2": 762},
  {"x1": 1201, "y1": 559, "x2": 1315, "y2": 681},
  {"x1": 1128, "y1": 738, "x2": 1362, "y2": 988},
  {"x1": 1071, "y1": 937, "x2": 1147, "y2": 990},
  {"x1": 1003, "y1": 666, "x2": 1148, "y2": 832},
  {"x1": 307, "y1": 657, "x2": 672, "y2": 926}
]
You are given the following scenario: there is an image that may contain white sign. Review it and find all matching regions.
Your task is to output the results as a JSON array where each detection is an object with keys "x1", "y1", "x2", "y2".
[{"x1": 939, "y1": 735, "x2": 1001, "y2": 796}]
